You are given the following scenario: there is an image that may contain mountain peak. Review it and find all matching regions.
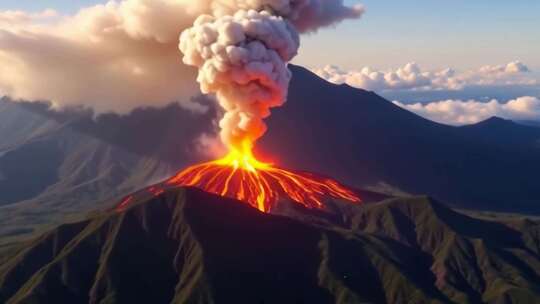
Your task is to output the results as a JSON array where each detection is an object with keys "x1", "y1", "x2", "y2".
[{"x1": 476, "y1": 116, "x2": 514, "y2": 126}]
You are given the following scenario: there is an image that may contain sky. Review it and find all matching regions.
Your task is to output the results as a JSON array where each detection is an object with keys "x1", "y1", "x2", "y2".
[
  {"x1": 2, "y1": 0, "x2": 539, "y2": 71},
  {"x1": 1, "y1": 0, "x2": 539, "y2": 125},
  {"x1": 301, "y1": 0, "x2": 540, "y2": 71}
]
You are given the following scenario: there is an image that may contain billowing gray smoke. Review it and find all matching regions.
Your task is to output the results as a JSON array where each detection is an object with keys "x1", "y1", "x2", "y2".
[{"x1": 179, "y1": 0, "x2": 364, "y2": 153}]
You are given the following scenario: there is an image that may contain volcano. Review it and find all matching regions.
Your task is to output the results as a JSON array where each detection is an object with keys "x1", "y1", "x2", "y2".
[{"x1": 117, "y1": 148, "x2": 361, "y2": 213}]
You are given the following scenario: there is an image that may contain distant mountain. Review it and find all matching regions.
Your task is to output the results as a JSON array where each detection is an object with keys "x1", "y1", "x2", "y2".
[
  {"x1": 0, "y1": 98, "x2": 215, "y2": 245},
  {"x1": 517, "y1": 120, "x2": 540, "y2": 128},
  {"x1": 0, "y1": 98, "x2": 214, "y2": 207},
  {"x1": 260, "y1": 65, "x2": 540, "y2": 213},
  {"x1": 1, "y1": 188, "x2": 539, "y2": 303}
]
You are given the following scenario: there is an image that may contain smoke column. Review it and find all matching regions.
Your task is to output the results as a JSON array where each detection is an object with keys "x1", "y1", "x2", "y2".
[{"x1": 179, "y1": 0, "x2": 363, "y2": 154}]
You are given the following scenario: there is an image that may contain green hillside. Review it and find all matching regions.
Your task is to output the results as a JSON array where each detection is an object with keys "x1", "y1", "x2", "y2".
[{"x1": 1, "y1": 188, "x2": 538, "y2": 304}]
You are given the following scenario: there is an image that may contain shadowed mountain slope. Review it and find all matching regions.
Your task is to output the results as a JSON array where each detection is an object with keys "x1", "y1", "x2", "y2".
[
  {"x1": 260, "y1": 65, "x2": 540, "y2": 213},
  {"x1": 1, "y1": 188, "x2": 539, "y2": 304}
]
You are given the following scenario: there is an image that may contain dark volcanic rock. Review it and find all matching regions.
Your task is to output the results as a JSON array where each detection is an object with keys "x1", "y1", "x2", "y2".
[
  {"x1": 1, "y1": 188, "x2": 539, "y2": 304},
  {"x1": 260, "y1": 65, "x2": 540, "y2": 213}
]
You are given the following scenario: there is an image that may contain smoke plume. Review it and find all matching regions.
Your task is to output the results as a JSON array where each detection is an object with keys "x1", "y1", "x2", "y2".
[
  {"x1": 179, "y1": 1, "x2": 363, "y2": 152},
  {"x1": 0, "y1": 0, "x2": 363, "y2": 116}
]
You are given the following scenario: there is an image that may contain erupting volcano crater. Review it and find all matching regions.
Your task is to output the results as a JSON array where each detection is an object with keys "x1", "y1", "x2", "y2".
[{"x1": 117, "y1": 148, "x2": 361, "y2": 213}]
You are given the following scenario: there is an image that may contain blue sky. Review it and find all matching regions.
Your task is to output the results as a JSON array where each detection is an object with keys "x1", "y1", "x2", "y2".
[
  {"x1": 0, "y1": 0, "x2": 98, "y2": 13},
  {"x1": 300, "y1": 0, "x2": 540, "y2": 70},
  {"x1": 2, "y1": 0, "x2": 539, "y2": 71}
]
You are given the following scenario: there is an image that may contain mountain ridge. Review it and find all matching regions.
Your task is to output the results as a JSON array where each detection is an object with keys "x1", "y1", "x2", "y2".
[
  {"x1": 1, "y1": 187, "x2": 539, "y2": 304},
  {"x1": 261, "y1": 65, "x2": 540, "y2": 213}
]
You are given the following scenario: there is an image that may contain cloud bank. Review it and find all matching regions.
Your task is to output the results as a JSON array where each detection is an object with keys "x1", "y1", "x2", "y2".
[
  {"x1": 313, "y1": 61, "x2": 538, "y2": 93},
  {"x1": 394, "y1": 96, "x2": 540, "y2": 125},
  {"x1": 0, "y1": 0, "x2": 363, "y2": 114}
]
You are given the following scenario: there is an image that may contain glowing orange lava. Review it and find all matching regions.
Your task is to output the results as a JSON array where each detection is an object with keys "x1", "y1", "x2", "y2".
[
  {"x1": 116, "y1": 144, "x2": 361, "y2": 213},
  {"x1": 166, "y1": 146, "x2": 361, "y2": 212}
]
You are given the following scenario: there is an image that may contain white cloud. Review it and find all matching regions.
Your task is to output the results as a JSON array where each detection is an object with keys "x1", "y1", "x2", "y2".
[
  {"x1": 393, "y1": 96, "x2": 540, "y2": 125},
  {"x1": 313, "y1": 61, "x2": 538, "y2": 93},
  {"x1": 0, "y1": 2, "x2": 203, "y2": 114},
  {"x1": 479, "y1": 61, "x2": 529, "y2": 74}
]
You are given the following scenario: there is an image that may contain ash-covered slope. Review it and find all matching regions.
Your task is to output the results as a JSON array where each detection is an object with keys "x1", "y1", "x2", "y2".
[{"x1": 1, "y1": 188, "x2": 539, "y2": 304}]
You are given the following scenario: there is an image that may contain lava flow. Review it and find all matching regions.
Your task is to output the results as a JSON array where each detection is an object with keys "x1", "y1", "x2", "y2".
[{"x1": 117, "y1": 146, "x2": 361, "y2": 213}]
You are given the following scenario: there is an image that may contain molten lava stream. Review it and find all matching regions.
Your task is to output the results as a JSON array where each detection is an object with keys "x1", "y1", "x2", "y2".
[{"x1": 166, "y1": 151, "x2": 361, "y2": 213}]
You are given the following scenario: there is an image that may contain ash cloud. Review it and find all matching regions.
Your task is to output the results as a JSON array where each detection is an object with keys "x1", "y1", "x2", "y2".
[
  {"x1": 179, "y1": 0, "x2": 363, "y2": 152},
  {"x1": 0, "y1": 0, "x2": 363, "y2": 115},
  {"x1": 180, "y1": 10, "x2": 299, "y2": 151}
]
